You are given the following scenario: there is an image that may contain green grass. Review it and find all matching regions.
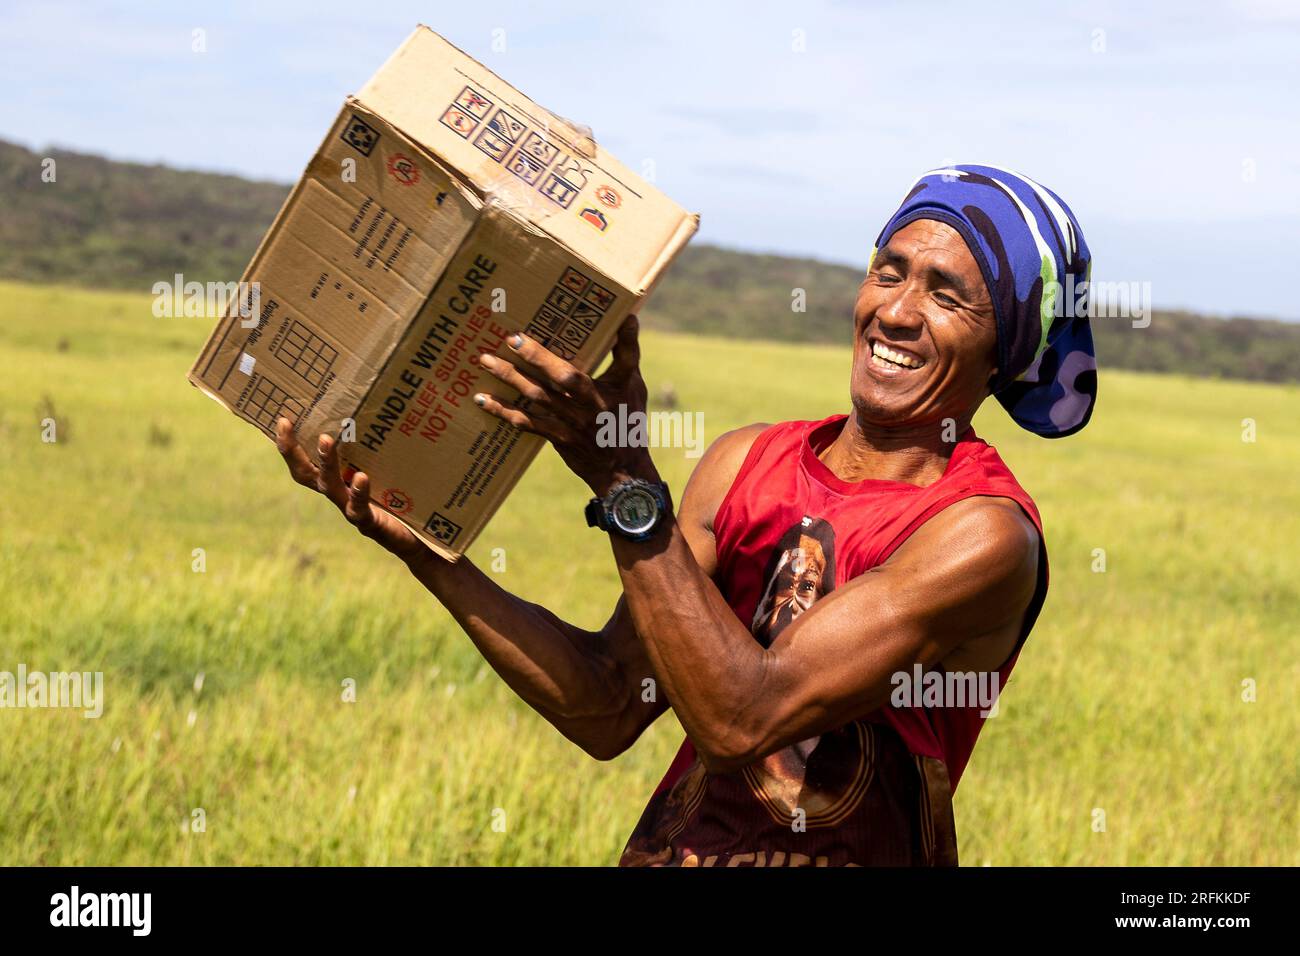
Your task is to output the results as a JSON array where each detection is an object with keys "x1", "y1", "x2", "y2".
[{"x1": 2, "y1": 280, "x2": 1296, "y2": 865}]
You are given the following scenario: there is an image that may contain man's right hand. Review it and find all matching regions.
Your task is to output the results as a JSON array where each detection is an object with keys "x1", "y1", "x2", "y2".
[{"x1": 275, "y1": 417, "x2": 430, "y2": 565}]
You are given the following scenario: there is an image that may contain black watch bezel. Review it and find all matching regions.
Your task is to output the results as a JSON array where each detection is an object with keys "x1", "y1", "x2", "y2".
[{"x1": 586, "y1": 479, "x2": 670, "y2": 542}]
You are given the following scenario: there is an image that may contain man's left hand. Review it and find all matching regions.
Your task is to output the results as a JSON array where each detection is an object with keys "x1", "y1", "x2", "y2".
[{"x1": 473, "y1": 314, "x2": 657, "y2": 496}]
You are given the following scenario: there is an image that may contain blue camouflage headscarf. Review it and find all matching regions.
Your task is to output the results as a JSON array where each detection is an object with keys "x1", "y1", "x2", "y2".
[{"x1": 873, "y1": 164, "x2": 1096, "y2": 438}]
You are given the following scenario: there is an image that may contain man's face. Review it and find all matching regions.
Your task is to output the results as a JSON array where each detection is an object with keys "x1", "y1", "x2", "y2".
[
  {"x1": 779, "y1": 537, "x2": 827, "y2": 614},
  {"x1": 756, "y1": 535, "x2": 828, "y2": 642},
  {"x1": 850, "y1": 219, "x2": 999, "y2": 429}
]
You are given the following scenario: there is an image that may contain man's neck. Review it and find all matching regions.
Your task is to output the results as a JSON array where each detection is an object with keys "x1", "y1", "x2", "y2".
[{"x1": 818, "y1": 411, "x2": 972, "y2": 488}]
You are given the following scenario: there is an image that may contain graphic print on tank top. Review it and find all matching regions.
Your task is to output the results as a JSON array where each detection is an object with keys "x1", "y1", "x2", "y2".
[
  {"x1": 743, "y1": 515, "x2": 874, "y2": 827},
  {"x1": 619, "y1": 513, "x2": 931, "y2": 866}
]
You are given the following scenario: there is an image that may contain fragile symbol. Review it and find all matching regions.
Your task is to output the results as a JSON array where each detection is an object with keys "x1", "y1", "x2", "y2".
[{"x1": 387, "y1": 153, "x2": 420, "y2": 186}]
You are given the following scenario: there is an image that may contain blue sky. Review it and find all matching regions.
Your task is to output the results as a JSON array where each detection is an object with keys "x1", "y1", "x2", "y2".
[{"x1": 3, "y1": 0, "x2": 1298, "y2": 319}]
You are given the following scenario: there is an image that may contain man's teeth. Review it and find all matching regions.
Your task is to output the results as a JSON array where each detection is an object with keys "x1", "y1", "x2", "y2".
[{"x1": 872, "y1": 341, "x2": 925, "y2": 368}]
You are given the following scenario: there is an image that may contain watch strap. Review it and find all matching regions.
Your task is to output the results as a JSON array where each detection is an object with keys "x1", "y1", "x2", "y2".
[{"x1": 584, "y1": 497, "x2": 607, "y2": 530}]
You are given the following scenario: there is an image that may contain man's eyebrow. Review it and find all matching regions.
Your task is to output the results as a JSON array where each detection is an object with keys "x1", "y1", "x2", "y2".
[
  {"x1": 872, "y1": 245, "x2": 978, "y2": 301},
  {"x1": 929, "y1": 265, "x2": 977, "y2": 301},
  {"x1": 871, "y1": 246, "x2": 908, "y2": 271}
]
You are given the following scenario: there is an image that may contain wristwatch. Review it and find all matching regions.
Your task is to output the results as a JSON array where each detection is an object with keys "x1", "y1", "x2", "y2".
[{"x1": 585, "y1": 478, "x2": 672, "y2": 542}]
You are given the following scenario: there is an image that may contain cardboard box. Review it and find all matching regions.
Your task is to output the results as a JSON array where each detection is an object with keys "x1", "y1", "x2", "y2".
[{"x1": 189, "y1": 26, "x2": 698, "y2": 560}]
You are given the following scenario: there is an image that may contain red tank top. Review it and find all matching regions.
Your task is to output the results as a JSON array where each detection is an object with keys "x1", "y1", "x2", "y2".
[{"x1": 618, "y1": 414, "x2": 1049, "y2": 867}]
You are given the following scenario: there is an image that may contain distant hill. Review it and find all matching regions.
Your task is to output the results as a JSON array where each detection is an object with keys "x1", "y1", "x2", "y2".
[
  {"x1": 3, "y1": 137, "x2": 1298, "y2": 385},
  {"x1": 0, "y1": 139, "x2": 288, "y2": 290}
]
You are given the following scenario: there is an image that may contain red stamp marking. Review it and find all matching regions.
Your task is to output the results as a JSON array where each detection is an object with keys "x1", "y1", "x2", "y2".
[
  {"x1": 595, "y1": 185, "x2": 621, "y2": 208},
  {"x1": 386, "y1": 153, "x2": 420, "y2": 186},
  {"x1": 382, "y1": 487, "x2": 413, "y2": 515}
]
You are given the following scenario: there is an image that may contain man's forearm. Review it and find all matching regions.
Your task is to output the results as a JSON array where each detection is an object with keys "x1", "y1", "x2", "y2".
[
  {"x1": 607, "y1": 517, "x2": 766, "y2": 766},
  {"x1": 606, "y1": 494, "x2": 1040, "y2": 773},
  {"x1": 403, "y1": 550, "x2": 644, "y2": 757}
]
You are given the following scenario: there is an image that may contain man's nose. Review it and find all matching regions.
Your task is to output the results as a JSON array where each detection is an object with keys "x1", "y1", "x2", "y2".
[{"x1": 875, "y1": 282, "x2": 926, "y2": 336}]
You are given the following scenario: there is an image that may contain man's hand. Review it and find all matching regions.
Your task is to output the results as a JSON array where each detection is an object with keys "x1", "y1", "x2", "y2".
[
  {"x1": 274, "y1": 417, "x2": 428, "y2": 565},
  {"x1": 472, "y1": 315, "x2": 657, "y2": 496}
]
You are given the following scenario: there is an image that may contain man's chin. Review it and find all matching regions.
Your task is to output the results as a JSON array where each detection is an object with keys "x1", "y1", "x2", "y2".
[{"x1": 849, "y1": 391, "x2": 924, "y2": 429}]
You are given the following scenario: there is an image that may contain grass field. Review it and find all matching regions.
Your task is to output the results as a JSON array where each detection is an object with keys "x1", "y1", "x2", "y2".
[{"x1": 1, "y1": 279, "x2": 1296, "y2": 865}]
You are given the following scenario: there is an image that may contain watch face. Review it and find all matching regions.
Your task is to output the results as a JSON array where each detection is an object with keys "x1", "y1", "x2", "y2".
[{"x1": 611, "y1": 486, "x2": 659, "y2": 536}]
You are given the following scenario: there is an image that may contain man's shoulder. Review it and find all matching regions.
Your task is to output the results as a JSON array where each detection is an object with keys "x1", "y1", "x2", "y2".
[
  {"x1": 698, "y1": 416, "x2": 823, "y2": 472},
  {"x1": 705, "y1": 422, "x2": 773, "y2": 465},
  {"x1": 687, "y1": 422, "x2": 770, "y2": 491},
  {"x1": 678, "y1": 423, "x2": 772, "y2": 543},
  {"x1": 907, "y1": 495, "x2": 1043, "y2": 673},
  {"x1": 924, "y1": 495, "x2": 1040, "y2": 557},
  {"x1": 895, "y1": 495, "x2": 1041, "y2": 622}
]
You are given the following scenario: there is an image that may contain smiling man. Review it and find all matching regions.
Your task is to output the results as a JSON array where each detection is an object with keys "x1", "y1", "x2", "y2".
[{"x1": 276, "y1": 164, "x2": 1095, "y2": 867}]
